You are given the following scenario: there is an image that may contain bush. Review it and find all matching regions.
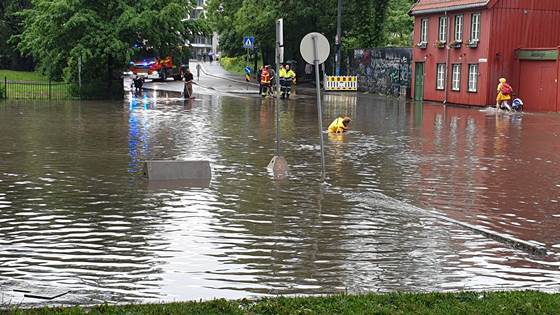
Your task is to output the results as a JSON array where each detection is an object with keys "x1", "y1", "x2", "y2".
[
  {"x1": 219, "y1": 56, "x2": 247, "y2": 75},
  {"x1": 0, "y1": 84, "x2": 5, "y2": 99}
]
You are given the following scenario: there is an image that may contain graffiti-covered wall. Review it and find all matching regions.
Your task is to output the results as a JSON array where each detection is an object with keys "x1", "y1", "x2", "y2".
[{"x1": 352, "y1": 48, "x2": 412, "y2": 97}]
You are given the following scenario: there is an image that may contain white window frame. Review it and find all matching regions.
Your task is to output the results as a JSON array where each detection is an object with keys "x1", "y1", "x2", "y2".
[
  {"x1": 452, "y1": 64, "x2": 461, "y2": 91},
  {"x1": 438, "y1": 16, "x2": 448, "y2": 42},
  {"x1": 436, "y1": 64, "x2": 446, "y2": 90},
  {"x1": 471, "y1": 13, "x2": 481, "y2": 41},
  {"x1": 454, "y1": 15, "x2": 463, "y2": 42},
  {"x1": 420, "y1": 18, "x2": 428, "y2": 43},
  {"x1": 468, "y1": 64, "x2": 479, "y2": 92}
]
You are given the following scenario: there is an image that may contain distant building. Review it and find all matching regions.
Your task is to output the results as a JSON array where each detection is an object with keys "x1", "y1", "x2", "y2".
[
  {"x1": 190, "y1": 0, "x2": 219, "y2": 61},
  {"x1": 410, "y1": 0, "x2": 560, "y2": 112}
]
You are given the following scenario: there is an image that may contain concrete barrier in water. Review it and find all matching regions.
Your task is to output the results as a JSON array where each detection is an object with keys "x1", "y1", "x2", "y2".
[{"x1": 143, "y1": 160, "x2": 211, "y2": 182}]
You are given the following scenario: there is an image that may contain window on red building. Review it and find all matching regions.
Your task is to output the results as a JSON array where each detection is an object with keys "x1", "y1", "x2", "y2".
[
  {"x1": 438, "y1": 17, "x2": 448, "y2": 42},
  {"x1": 470, "y1": 13, "x2": 481, "y2": 42},
  {"x1": 437, "y1": 64, "x2": 446, "y2": 90},
  {"x1": 454, "y1": 15, "x2": 463, "y2": 42},
  {"x1": 468, "y1": 64, "x2": 479, "y2": 92},
  {"x1": 420, "y1": 18, "x2": 428, "y2": 43},
  {"x1": 452, "y1": 64, "x2": 461, "y2": 91}
]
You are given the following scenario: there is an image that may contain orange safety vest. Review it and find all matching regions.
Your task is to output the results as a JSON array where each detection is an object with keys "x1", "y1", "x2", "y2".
[{"x1": 261, "y1": 71, "x2": 271, "y2": 84}]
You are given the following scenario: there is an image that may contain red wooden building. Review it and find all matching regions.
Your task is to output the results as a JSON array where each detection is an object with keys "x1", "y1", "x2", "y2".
[{"x1": 410, "y1": 0, "x2": 560, "y2": 112}]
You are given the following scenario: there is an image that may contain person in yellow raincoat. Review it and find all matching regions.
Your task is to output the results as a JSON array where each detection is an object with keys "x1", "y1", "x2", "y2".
[
  {"x1": 496, "y1": 78, "x2": 513, "y2": 111},
  {"x1": 328, "y1": 116, "x2": 351, "y2": 133}
]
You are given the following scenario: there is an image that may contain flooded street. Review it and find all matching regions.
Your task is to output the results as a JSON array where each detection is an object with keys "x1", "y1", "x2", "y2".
[{"x1": 1, "y1": 91, "x2": 560, "y2": 305}]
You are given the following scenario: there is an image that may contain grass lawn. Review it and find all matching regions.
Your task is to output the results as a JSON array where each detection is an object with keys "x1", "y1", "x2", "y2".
[
  {"x1": 0, "y1": 69, "x2": 74, "y2": 99},
  {"x1": 6, "y1": 291, "x2": 560, "y2": 314},
  {"x1": 0, "y1": 69, "x2": 48, "y2": 81}
]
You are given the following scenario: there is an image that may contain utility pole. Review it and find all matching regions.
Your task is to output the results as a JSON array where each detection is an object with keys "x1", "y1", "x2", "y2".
[{"x1": 335, "y1": 0, "x2": 342, "y2": 76}]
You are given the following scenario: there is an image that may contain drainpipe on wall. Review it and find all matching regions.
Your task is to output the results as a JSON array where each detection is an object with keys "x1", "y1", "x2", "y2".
[{"x1": 444, "y1": 10, "x2": 451, "y2": 104}]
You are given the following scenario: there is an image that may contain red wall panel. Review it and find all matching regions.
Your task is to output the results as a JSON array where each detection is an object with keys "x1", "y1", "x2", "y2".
[{"x1": 488, "y1": 5, "x2": 560, "y2": 104}]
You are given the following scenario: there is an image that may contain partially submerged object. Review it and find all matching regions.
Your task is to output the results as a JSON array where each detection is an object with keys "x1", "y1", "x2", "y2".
[{"x1": 143, "y1": 160, "x2": 211, "y2": 188}]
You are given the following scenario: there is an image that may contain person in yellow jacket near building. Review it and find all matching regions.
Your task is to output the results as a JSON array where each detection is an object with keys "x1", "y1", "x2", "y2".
[
  {"x1": 496, "y1": 78, "x2": 513, "y2": 111},
  {"x1": 279, "y1": 64, "x2": 296, "y2": 99},
  {"x1": 328, "y1": 116, "x2": 352, "y2": 133}
]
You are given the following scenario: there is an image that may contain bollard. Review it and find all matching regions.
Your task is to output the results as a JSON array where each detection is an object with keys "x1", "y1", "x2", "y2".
[{"x1": 399, "y1": 85, "x2": 407, "y2": 99}]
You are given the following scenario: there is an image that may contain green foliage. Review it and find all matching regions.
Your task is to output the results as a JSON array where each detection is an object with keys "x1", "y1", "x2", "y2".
[
  {"x1": 207, "y1": 0, "x2": 412, "y2": 74},
  {"x1": 0, "y1": 0, "x2": 34, "y2": 70},
  {"x1": 6, "y1": 291, "x2": 560, "y2": 314},
  {"x1": 384, "y1": 0, "x2": 415, "y2": 47},
  {"x1": 219, "y1": 56, "x2": 246, "y2": 75},
  {"x1": 0, "y1": 83, "x2": 4, "y2": 99},
  {"x1": 220, "y1": 55, "x2": 262, "y2": 75},
  {"x1": 16, "y1": 0, "x2": 201, "y2": 98}
]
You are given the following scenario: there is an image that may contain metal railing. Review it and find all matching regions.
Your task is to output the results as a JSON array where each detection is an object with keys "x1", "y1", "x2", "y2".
[{"x1": 2, "y1": 77, "x2": 75, "y2": 100}]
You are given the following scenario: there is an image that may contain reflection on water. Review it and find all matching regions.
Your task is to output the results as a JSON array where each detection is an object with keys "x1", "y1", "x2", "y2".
[{"x1": 1, "y1": 94, "x2": 560, "y2": 305}]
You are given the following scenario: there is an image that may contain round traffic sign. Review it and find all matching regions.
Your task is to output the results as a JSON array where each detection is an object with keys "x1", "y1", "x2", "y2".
[{"x1": 300, "y1": 32, "x2": 330, "y2": 65}]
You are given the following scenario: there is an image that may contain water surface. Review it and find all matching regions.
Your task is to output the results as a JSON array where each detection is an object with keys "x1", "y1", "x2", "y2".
[{"x1": 1, "y1": 93, "x2": 559, "y2": 305}]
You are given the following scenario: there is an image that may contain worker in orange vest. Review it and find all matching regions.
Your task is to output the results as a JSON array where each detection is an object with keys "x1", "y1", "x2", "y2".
[{"x1": 260, "y1": 66, "x2": 271, "y2": 97}]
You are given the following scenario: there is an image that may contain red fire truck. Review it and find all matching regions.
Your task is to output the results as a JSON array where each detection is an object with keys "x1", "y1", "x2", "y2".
[{"x1": 128, "y1": 56, "x2": 186, "y2": 81}]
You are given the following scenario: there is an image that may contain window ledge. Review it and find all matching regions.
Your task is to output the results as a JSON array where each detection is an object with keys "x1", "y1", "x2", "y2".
[
  {"x1": 449, "y1": 41, "x2": 463, "y2": 48},
  {"x1": 467, "y1": 40, "x2": 479, "y2": 48},
  {"x1": 435, "y1": 41, "x2": 447, "y2": 49},
  {"x1": 416, "y1": 42, "x2": 427, "y2": 49}
]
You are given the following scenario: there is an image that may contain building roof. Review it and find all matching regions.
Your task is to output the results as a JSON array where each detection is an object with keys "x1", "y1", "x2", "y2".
[{"x1": 410, "y1": 0, "x2": 491, "y2": 15}]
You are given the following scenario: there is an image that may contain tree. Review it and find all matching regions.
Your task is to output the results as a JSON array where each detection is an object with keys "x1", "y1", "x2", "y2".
[
  {"x1": 0, "y1": 0, "x2": 34, "y2": 70},
  {"x1": 207, "y1": 0, "x2": 413, "y2": 74},
  {"x1": 384, "y1": 0, "x2": 414, "y2": 47},
  {"x1": 16, "y1": 0, "x2": 202, "y2": 98}
]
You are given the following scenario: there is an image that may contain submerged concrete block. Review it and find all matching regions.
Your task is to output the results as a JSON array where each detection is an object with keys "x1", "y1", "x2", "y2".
[
  {"x1": 267, "y1": 156, "x2": 289, "y2": 180},
  {"x1": 144, "y1": 160, "x2": 211, "y2": 181}
]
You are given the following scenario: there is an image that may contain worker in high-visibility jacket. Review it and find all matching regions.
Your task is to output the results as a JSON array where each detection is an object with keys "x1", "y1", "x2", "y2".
[
  {"x1": 279, "y1": 64, "x2": 296, "y2": 99},
  {"x1": 260, "y1": 66, "x2": 271, "y2": 97},
  {"x1": 328, "y1": 116, "x2": 352, "y2": 133}
]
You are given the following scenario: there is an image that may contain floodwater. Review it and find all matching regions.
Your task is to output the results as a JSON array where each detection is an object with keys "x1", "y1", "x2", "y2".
[{"x1": 0, "y1": 91, "x2": 560, "y2": 305}]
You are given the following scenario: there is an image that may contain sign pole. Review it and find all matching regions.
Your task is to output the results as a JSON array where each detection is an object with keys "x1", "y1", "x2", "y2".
[
  {"x1": 312, "y1": 35, "x2": 326, "y2": 182},
  {"x1": 267, "y1": 19, "x2": 288, "y2": 179},
  {"x1": 335, "y1": 0, "x2": 342, "y2": 76},
  {"x1": 275, "y1": 18, "x2": 283, "y2": 156}
]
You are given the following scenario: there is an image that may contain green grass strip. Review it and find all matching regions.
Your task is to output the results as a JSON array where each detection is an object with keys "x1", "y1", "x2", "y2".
[
  {"x1": 0, "y1": 70, "x2": 48, "y2": 82},
  {"x1": 5, "y1": 291, "x2": 560, "y2": 315}
]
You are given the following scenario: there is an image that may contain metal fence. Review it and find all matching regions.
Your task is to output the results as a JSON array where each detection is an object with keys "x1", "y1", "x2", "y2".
[{"x1": 2, "y1": 77, "x2": 75, "y2": 100}]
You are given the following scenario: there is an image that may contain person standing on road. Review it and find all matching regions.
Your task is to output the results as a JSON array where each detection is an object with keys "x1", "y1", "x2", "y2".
[
  {"x1": 183, "y1": 68, "x2": 194, "y2": 99},
  {"x1": 279, "y1": 64, "x2": 296, "y2": 99},
  {"x1": 260, "y1": 66, "x2": 271, "y2": 98},
  {"x1": 268, "y1": 66, "x2": 276, "y2": 96},
  {"x1": 196, "y1": 63, "x2": 202, "y2": 81}
]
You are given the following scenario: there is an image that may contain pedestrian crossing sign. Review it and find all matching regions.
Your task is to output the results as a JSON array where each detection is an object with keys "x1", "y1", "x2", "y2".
[{"x1": 243, "y1": 36, "x2": 255, "y2": 49}]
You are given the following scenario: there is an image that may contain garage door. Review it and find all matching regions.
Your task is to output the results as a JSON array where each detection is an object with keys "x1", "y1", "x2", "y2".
[{"x1": 518, "y1": 61, "x2": 557, "y2": 112}]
